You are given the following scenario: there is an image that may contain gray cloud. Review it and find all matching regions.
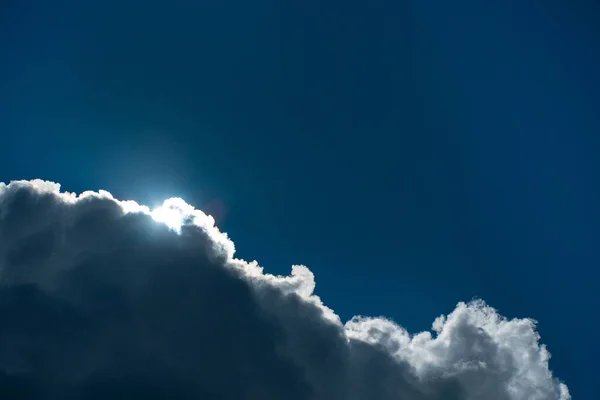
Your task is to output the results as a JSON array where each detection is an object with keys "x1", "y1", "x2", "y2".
[{"x1": 0, "y1": 180, "x2": 569, "y2": 399}]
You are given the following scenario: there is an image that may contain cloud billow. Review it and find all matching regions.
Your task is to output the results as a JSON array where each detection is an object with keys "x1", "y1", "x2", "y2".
[{"x1": 0, "y1": 180, "x2": 569, "y2": 399}]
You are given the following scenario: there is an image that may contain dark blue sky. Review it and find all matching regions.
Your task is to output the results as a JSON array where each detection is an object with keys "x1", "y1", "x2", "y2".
[{"x1": 2, "y1": 1, "x2": 598, "y2": 397}]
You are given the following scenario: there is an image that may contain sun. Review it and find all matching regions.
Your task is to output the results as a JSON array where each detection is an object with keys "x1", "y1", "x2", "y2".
[{"x1": 150, "y1": 198, "x2": 191, "y2": 232}]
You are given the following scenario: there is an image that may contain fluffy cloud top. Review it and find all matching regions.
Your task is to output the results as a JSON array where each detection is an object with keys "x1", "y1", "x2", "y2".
[{"x1": 0, "y1": 180, "x2": 569, "y2": 399}]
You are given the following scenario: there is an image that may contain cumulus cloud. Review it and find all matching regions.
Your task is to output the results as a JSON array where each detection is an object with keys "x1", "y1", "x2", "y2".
[{"x1": 0, "y1": 180, "x2": 569, "y2": 399}]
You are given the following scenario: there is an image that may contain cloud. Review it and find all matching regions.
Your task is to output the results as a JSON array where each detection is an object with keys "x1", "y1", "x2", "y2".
[{"x1": 0, "y1": 179, "x2": 569, "y2": 399}]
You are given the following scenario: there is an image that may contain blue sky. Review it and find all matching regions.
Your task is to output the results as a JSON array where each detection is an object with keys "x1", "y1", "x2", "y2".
[{"x1": 2, "y1": 1, "x2": 599, "y2": 397}]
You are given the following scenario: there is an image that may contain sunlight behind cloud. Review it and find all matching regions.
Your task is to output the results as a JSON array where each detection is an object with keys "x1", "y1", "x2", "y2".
[{"x1": 151, "y1": 197, "x2": 193, "y2": 232}]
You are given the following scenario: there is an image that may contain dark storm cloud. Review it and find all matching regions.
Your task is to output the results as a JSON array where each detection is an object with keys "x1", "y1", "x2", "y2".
[{"x1": 0, "y1": 180, "x2": 569, "y2": 399}]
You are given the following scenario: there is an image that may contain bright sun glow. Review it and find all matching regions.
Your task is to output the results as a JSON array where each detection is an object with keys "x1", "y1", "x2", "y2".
[{"x1": 150, "y1": 198, "x2": 191, "y2": 232}]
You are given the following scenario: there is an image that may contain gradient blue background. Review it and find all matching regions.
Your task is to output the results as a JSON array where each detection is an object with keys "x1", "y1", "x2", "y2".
[{"x1": 2, "y1": 1, "x2": 599, "y2": 397}]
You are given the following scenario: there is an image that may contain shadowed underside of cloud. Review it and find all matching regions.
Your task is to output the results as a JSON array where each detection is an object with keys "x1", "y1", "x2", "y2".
[{"x1": 0, "y1": 180, "x2": 569, "y2": 399}]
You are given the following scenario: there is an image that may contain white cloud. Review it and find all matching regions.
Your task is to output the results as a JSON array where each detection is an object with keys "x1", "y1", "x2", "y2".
[{"x1": 0, "y1": 179, "x2": 569, "y2": 399}]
